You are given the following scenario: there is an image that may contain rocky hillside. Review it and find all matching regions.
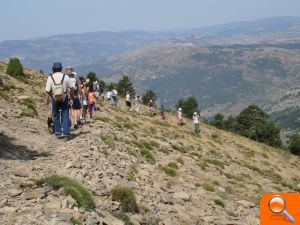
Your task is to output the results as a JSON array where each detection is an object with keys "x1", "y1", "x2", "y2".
[{"x1": 0, "y1": 64, "x2": 300, "y2": 225}]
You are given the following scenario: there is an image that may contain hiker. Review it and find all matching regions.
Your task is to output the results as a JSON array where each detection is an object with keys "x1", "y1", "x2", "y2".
[
  {"x1": 106, "y1": 90, "x2": 112, "y2": 101},
  {"x1": 44, "y1": 62, "x2": 74, "y2": 140},
  {"x1": 81, "y1": 84, "x2": 88, "y2": 122},
  {"x1": 148, "y1": 100, "x2": 154, "y2": 113},
  {"x1": 88, "y1": 87, "x2": 96, "y2": 119},
  {"x1": 135, "y1": 95, "x2": 141, "y2": 113},
  {"x1": 125, "y1": 92, "x2": 131, "y2": 110},
  {"x1": 111, "y1": 89, "x2": 118, "y2": 106},
  {"x1": 177, "y1": 108, "x2": 183, "y2": 126},
  {"x1": 193, "y1": 112, "x2": 200, "y2": 133},
  {"x1": 159, "y1": 105, "x2": 166, "y2": 120},
  {"x1": 66, "y1": 66, "x2": 82, "y2": 129}
]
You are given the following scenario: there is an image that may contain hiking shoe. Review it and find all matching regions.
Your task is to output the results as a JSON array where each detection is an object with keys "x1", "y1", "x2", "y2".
[
  {"x1": 64, "y1": 136, "x2": 71, "y2": 141},
  {"x1": 74, "y1": 124, "x2": 79, "y2": 129}
]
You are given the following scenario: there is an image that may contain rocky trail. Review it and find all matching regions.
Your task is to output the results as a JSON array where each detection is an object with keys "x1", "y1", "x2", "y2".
[{"x1": 0, "y1": 63, "x2": 299, "y2": 225}]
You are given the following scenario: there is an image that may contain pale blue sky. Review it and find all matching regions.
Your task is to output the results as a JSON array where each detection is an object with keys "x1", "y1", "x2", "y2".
[{"x1": 1, "y1": 0, "x2": 300, "y2": 42}]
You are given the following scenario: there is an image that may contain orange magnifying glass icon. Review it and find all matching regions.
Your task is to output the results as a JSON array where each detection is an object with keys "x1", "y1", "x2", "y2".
[{"x1": 269, "y1": 195, "x2": 295, "y2": 223}]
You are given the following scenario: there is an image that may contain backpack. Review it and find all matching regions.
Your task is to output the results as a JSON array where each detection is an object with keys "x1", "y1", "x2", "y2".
[
  {"x1": 51, "y1": 74, "x2": 65, "y2": 103},
  {"x1": 88, "y1": 92, "x2": 96, "y2": 104}
]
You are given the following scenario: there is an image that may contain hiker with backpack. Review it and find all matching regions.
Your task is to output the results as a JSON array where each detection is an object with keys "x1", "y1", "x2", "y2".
[
  {"x1": 177, "y1": 108, "x2": 183, "y2": 126},
  {"x1": 44, "y1": 62, "x2": 74, "y2": 140},
  {"x1": 66, "y1": 66, "x2": 82, "y2": 129},
  {"x1": 193, "y1": 112, "x2": 200, "y2": 134}
]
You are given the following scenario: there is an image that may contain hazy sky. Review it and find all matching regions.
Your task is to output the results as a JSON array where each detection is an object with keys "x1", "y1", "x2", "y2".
[{"x1": 1, "y1": 0, "x2": 300, "y2": 42}]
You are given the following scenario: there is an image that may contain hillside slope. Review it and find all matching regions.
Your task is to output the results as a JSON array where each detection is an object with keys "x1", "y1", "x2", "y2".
[{"x1": 0, "y1": 64, "x2": 299, "y2": 225}]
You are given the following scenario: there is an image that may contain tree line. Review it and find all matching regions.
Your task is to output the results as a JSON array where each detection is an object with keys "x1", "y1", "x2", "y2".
[{"x1": 209, "y1": 105, "x2": 300, "y2": 156}]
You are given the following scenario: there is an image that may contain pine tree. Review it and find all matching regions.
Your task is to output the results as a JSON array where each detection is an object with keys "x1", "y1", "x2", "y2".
[
  {"x1": 116, "y1": 75, "x2": 135, "y2": 97},
  {"x1": 142, "y1": 90, "x2": 157, "y2": 105},
  {"x1": 176, "y1": 97, "x2": 199, "y2": 118}
]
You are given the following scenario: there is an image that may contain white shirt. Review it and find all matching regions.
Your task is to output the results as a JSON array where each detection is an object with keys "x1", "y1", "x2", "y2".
[
  {"x1": 178, "y1": 111, "x2": 182, "y2": 120},
  {"x1": 126, "y1": 94, "x2": 130, "y2": 101},
  {"x1": 193, "y1": 115, "x2": 200, "y2": 124},
  {"x1": 106, "y1": 91, "x2": 111, "y2": 98},
  {"x1": 45, "y1": 72, "x2": 73, "y2": 93}
]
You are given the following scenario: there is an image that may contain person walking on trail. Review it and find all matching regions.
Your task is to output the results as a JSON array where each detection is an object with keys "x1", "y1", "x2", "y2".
[
  {"x1": 44, "y1": 62, "x2": 74, "y2": 141},
  {"x1": 148, "y1": 100, "x2": 154, "y2": 113},
  {"x1": 135, "y1": 95, "x2": 141, "y2": 113},
  {"x1": 111, "y1": 89, "x2": 118, "y2": 106},
  {"x1": 159, "y1": 105, "x2": 166, "y2": 120},
  {"x1": 193, "y1": 112, "x2": 200, "y2": 134},
  {"x1": 81, "y1": 84, "x2": 88, "y2": 123},
  {"x1": 125, "y1": 92, "x2": 131, "y2": 110},
  {"x1": 66, "y1": 66, "x2": 82, "y2": 129},
  {"x1": 177, "y1": 108, "x2": 183, "y2": 126},
  {"x1": 106, "y1": 90, "x2": 112, "y2": 102},
  {"x1": 88, "y1": 87, "x2": 97, "y2": 119}
]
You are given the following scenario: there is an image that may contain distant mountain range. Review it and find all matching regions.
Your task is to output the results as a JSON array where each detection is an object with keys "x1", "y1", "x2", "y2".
[
  {"x1": 84, "y1": 42, "x2": 300, "y2": 118},
  {"x1": 1, "y1": 16, "x2": 300, "y2": 72},
  {"x1": 1, "y1": 16, "x2": 300, "y2": 130}
]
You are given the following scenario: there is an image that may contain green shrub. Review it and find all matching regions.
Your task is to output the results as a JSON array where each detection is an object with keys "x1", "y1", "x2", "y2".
[
  {"x1": 202, "y1": 182, "x2": 215, "y2": 192},
  {"x1": 205, "y1": 159, "x2": 225, "y2": 169},
  {"x1": 170, "y1": 144, "x2": 187, "y2": 153},
  {"x1": 70, "y1": 218, "x2": 83, "y2": 225},
  {"x1": 167, "y1": 162, "x2": 179, "y2": 169},
  {"x1": 0, "y1": 91, "x2": 10, "y2": 101},
  {"x1": 149, "y1": 140, "x2": 159, "y2": 148},
  {"x1": 127, "y1": 164, "x2": 138, "y2": 181},
  {"x1": 111, "y1": 186, "x2": 139, "y2": 213},
  {"x1": 123, "y1": 122, "x2": 139, "y2": 130},
  {"x1": 6, "y1": 58, "x2": 24, "y2": 78},
  {"x1": 140, "y1": 148, "x2": 156, "y2": 164},
  {"x1": 160, "y1": 165, "x2": 177, "y2": 177},
  {"x1": 100, "y1": 134, "x2": 115, "y2": 148},
  {"x1": 140, "y1": 140, "x2": 152, "y2": 150},
  {"x1": 288, "y1": 133, "x2": 300, "y2": 156},
  {"x1": 113, "y1": 211, "x2": 134, "y2": 225},
  {"x1": 22, "y1": 98, "x2": 38, "y2": 116},
  {"x1": 214, "y1": 199, "x2": 225, "y2": 208},
  {"x1": 21, "y1": 107, "x2": 36, "y2": 118},
  {"x1": 36, "y1": 175, "x2": 95, "y2": 210},
  {"x1": 94, "y1": 116, "x2": 110, "y2": 123}
]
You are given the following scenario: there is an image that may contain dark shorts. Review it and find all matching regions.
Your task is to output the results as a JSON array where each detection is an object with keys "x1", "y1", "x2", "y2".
[
  {"x1": 73, "y1": 97, "x2": 82, "y2": 110},
  {"x1": 89, "y1": 103, "x2": 96, "y2": 112},
  {"x1": 126, "y1": 101, "x2": 131, "y2": 107}
]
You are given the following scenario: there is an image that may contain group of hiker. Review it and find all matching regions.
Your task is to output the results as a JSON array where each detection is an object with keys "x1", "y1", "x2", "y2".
[{"x1": 44, "y1": 62, "x2": 201, "y2": 141}]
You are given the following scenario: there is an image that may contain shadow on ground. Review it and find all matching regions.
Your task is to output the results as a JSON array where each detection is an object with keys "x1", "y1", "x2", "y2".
[{"x1": 0, "y1": 132, "x2": 51, "y2": 160}]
